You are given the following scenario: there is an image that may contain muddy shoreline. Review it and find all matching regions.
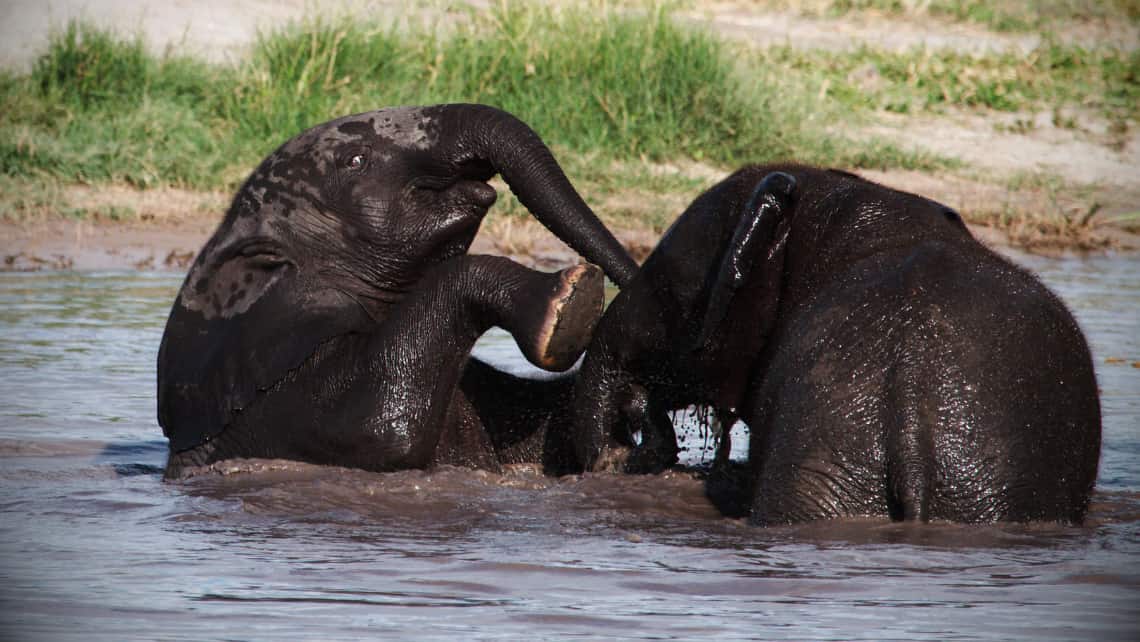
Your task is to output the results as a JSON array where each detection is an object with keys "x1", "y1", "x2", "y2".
[
  {"x1": 4, "y1": 200, "x2": 1137, "y2": 274},
  {"x1": 2, "y1": 205, "x2": 1136, "y2": 274},
  {"x1": 2, "y1": 1, "x2": 1137, "y2": 271},
  {"x1": 0, "y1": 211, "x2": 650, "y2": 273}
]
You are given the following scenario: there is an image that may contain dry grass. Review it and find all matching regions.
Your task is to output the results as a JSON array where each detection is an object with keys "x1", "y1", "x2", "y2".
[
  {"x1": 862, "y1": 168, "x2": 1139, "y2": 251},
  {"x1": 0, "y1": 176, "x2": 226, "y2": 223},
  {"x1": 751, "y1": 0, "x2": 1140, "y2": 32},
  {"x1": 482, "y1": 216, "x2": 548, "y2": 257}
]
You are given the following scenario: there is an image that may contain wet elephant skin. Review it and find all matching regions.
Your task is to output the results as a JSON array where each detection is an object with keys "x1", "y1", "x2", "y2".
[
  {"x1": 570, "y1": 172, "x2": 798, "y2": 476},
  {"x1": 157, "y1": 104, "x2": 636, "y2": 477},
  {"x1": 574, "y1": 164, "x2": 1101, "y2": 525}
]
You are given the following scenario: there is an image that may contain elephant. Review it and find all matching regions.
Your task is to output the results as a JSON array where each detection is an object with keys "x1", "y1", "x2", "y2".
[
  {"x1": 571, "y1": 163, "x2": 1101, "y2": 525},
  {"x1": 568, "y1": 171, "x2": 798, "y2": 476},
  {"x1": 157, "y1": 103, "x2": 639, "y2": 478}
]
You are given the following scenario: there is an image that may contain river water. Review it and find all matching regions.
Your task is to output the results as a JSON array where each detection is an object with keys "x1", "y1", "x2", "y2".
[{"x1": 1, "y1": 253, "x2": 1137, "y2": 641}]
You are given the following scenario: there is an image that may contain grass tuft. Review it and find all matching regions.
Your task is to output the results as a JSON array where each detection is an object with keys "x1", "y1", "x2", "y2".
[
  {"x1": 759, "y1": 42, "x2": 1139, "y2": 122},
  {"x1": 760, "y1": 0, "x2": 1140, "y2": 32},
  {"x1": 3, "y1": 1, "x2": 1130, "y2": 247},
  {"x1": 32, "y1": 22, "x2": 152, "y2": 109},
  {"x1": 0, "y1": 4, "x2": 955, "y2": 201}
]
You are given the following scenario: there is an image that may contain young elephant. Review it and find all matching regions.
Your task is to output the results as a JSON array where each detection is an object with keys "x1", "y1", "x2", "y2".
[
  {"x1": 157, "y1": 104, "x2": 635, "y2": 477},
  {"x1": 574, "y1": 164, "x2": 1101, "y2": 525},
  {"x1": 570, "y1": 172, "x2": 799, "y2": 475},
  {"x1": 739, "y1": 165, "x2": 1100, "y2": 525}
]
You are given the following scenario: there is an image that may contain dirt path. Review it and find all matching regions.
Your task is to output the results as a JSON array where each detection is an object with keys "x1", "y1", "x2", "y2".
[
  {"x1": 2, "y1": 1, "x2": 1137, "y2": 270},
  {"x1": 0, "y1": 204, "x2": 625, "y2": 272},
  {"x1": 5, "y1": 0, "x2": 1134, "y2": 70},
  {"x1": 1, "y1": 185, "x2": 1102, "y2": 272},
  {"x1": 692, "y1": 1, "x2": 1138, "y2": 53},
  {"x1": 0, "y1": 0, "x2": 410, "y2": 71}
]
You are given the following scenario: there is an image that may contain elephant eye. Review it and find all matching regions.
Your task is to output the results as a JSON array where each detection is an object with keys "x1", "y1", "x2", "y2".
[{"x1": 340, "y1": 147, "x2": 370, "y2": 173}]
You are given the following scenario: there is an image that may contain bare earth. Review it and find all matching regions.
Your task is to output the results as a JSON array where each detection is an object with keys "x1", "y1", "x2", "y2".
[{"x1": 1, "y1": 0, "x2": 1137, "y2": 270}]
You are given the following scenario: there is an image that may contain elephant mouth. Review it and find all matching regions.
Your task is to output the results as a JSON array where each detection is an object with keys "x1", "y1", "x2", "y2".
[
  {"x1": 433, "y1": 180, "x2": 498, "y2": 236},
  {"x1": 449, "y1": 179, "x2": 498, "y2": 211},
  {"x1": 418, "y1": 180, "x2": 498, "y2": 264},
  {"x1": 412, "y1": 172, "x2": 498, "y2": 213}
]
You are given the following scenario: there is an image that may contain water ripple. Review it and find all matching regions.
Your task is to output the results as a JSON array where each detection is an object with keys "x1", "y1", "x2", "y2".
[{"x1": 0, "y1": 260, "x2": 1137, "y2": 641}]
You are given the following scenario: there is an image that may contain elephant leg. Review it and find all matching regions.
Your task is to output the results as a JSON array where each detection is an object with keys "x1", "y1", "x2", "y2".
[
  {"x1": 619, "y1": 384, "x2": 680, "y2": 474},
  {"x1": 168, "y1": 255, "x2": 602, "y2": 475},
  {"x1": 499, "y1": 262, "x2": 606, "y2": 372},
  {"x1": 459, "y1": 358, "x2": 579, "y2": 473},
  {"x1": 431, "y1": 390, "x2": 502, "y2": 472},
  {"x1": 348, "y1": 255, "x2": 603, "y2": 470},
  {"x1": 703, "y1": 410, "x2": 753, "y2": 517}
]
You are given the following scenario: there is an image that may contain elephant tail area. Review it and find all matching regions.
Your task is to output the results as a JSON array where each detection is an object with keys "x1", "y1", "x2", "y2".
[
  {"x1": 885, "y1": 242, "x2": 1101, "y2": 524},
  {"x1": 460, "y1": 357, "x2": 580, "y2": 474}
]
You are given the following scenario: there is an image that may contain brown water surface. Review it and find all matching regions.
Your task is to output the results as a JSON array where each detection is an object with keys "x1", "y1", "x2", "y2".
[{"x1": 1, "y1": 254, "x2": 1138, "y2": 640}]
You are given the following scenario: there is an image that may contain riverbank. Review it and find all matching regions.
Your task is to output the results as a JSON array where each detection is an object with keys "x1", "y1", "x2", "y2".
[
  {"x1": 4, "y1": 170, "x2": 1136, "y2": 273},
  {"x1": 2, "y1": 1, "x2": 1137, "y2": 267}
]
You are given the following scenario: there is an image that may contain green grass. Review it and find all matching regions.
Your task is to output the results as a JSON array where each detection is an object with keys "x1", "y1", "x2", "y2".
[
  {"x1": 758, "y1": 41, "x2": 1139, "y2": 124},
  {"x1": 923, "y1": 0, "x2": 1140, "y2": 31},
  {"x1": 0, "y1": 22, "x2": 228, "y2": 188},
  {"x1": 0, "y1": 3, "x2": 941, "y2": 203},
  {"x1": 4, "y1": 1, "x2": 1131, "y2": 242},
  {"x1": 758, "y1": 0, "x2": 1140, "y2": 32}
]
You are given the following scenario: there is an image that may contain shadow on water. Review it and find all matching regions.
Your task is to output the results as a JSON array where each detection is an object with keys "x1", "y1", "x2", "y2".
[{"x1": 96, "y1": 440, "x2": 168, "y2": 477}]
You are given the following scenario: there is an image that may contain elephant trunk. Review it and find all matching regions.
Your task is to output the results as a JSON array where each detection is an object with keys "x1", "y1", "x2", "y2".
[
  {"x1": 570, "y1": 347, "x2": 630, "y2": 470},
  {"x1": 436, "y1": 104, "x2": 638, "y2": 286}
]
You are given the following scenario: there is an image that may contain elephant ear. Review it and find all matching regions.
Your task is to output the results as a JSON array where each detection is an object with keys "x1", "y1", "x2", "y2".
[
  {"x1": 694, "y1": 171, "x2": 798, "y2": 350},
  {"x1": 157, "y1": 237, "x2": 371, "y2": 453}
]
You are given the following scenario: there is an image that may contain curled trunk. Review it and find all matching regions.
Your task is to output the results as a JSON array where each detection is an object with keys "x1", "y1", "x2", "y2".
[{"x1": 436, "y1": 104, "x2": 638, "y2": 286}]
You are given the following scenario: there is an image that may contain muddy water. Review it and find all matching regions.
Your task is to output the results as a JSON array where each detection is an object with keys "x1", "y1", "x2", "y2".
[{"x1": 1, "y1": 254, "x2": 1137, "y2": 641}]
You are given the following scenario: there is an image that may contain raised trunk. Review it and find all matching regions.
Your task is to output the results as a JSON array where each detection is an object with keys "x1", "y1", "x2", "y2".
[{"x1": 434, "y1": 104, "x2": 638, "y2": 287}]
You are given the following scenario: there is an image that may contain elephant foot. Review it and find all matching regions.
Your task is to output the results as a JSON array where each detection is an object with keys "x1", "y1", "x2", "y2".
[{"x1": 518, "y1": 263, "x2": 604, "y2": 371}]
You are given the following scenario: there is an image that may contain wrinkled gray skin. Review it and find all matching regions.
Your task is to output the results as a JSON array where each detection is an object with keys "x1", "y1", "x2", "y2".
[
  {"x1": 575, "y1": 164, "x2": 1101, "y2": 525},
  {"x1": 570, "y1": 172, "x2": 798, "y2": 475},
  {"x1": 157, "y1": 104, "x2": 637, "y2": 477}
]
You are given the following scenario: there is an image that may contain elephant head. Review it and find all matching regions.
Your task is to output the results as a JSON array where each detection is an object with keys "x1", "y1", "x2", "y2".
[
  {"x1": 158, "y1": 104, "x2": 638, "y2": 454},
  {"x1": 570, "y1": 170, "x2": 799, "y2": 472}
]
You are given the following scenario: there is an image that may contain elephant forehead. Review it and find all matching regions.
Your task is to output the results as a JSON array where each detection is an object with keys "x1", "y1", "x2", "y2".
[
  {"x1": 240, "y1": 107, "x2": 438, "y2": 208},
  {"x1": 236, "y1": 168, "x2": 318, "y2": 219},
  {"x1": 277, "y1": 106, "x2": 435, "y2": 159},
  {"x1": 361, "y1": 106, "x2": 437, "y2": 150}
]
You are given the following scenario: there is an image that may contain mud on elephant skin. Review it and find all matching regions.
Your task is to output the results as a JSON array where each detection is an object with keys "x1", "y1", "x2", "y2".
[
  {"x1": 575, "y1": 164, "x2": 1101, "y2": 526},
  {"x1": 158, "y1": 104, "x2": 635, "y2": 478}
]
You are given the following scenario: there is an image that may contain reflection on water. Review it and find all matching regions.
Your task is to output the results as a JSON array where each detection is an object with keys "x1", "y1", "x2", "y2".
[{"x1": 0, "y1": 256, "x2": 1138, "y2": 641}]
